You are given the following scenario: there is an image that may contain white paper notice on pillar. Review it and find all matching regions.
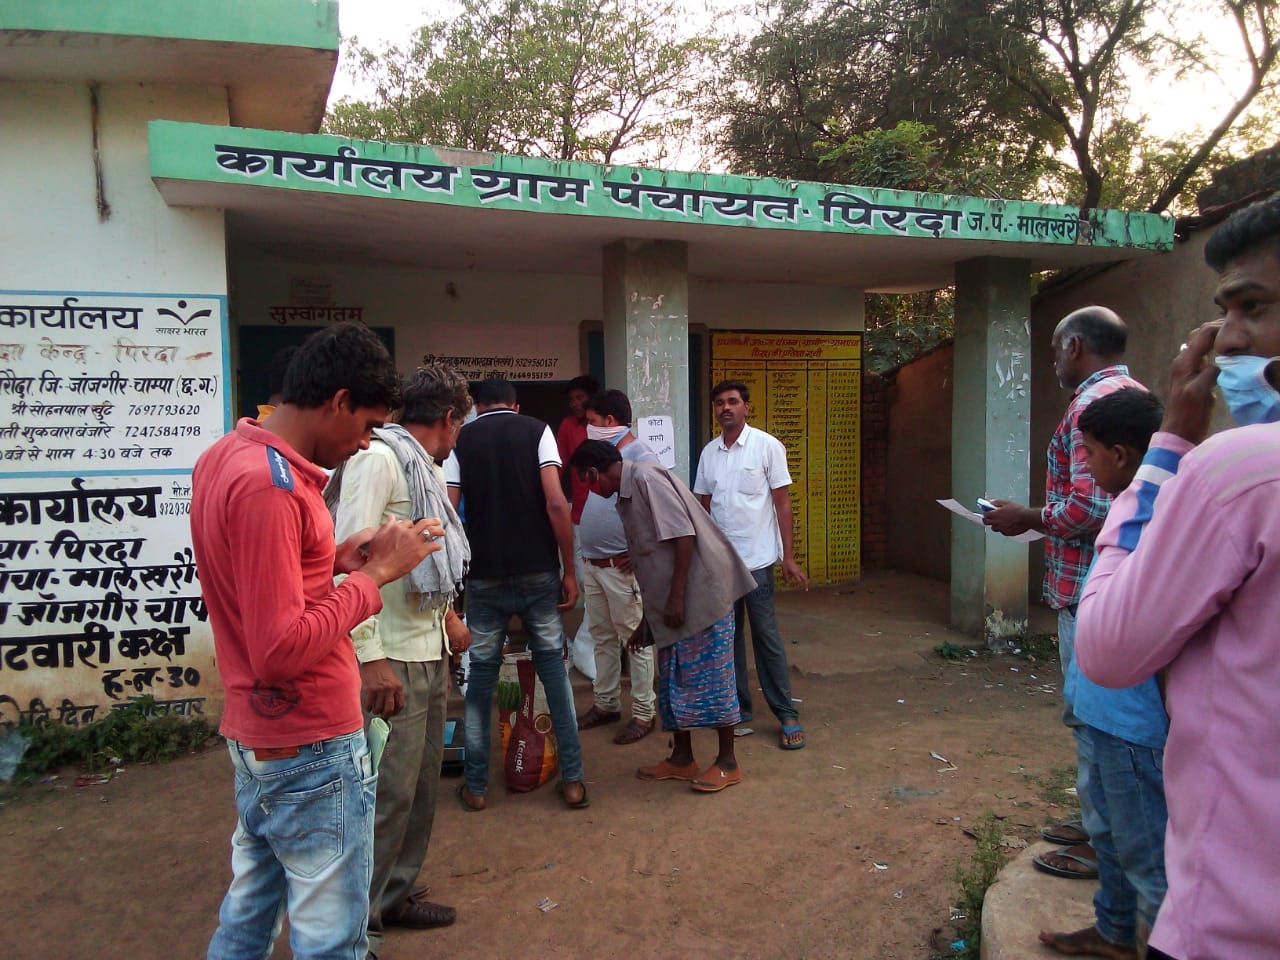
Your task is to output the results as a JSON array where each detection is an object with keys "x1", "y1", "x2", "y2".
[{"x1": 637, "y1": 415, "x2": 676, "y2": 469}]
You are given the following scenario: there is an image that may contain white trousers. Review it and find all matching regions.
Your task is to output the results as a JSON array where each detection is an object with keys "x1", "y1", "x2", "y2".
[{"x1": 581, "y1": 562, "x2": 655, "y2": 720}]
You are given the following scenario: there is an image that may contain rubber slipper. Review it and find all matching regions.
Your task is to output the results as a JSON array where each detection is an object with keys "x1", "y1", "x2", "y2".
[
  {"x1": 1032, "y1": 843, "x2": 1099, "y2": 879},
  {"x1": 780, "y1": 722, "x2": 806, "y2": 750},
  {"x1": 455, "y1": 782, "x2": 485, "y2": 813},
  {"x1": 556, "y1": 780, "x2": 590, "y2": 809},
  {"x1": 636, "y1": 758, "x2": 699, "y2": 781},
  {"x1": 690, "y1": 763, "x2": 742, "y2": 792},
  {"x1": 1040, "y1": 819, "x2": 1089, "y2": 845}
]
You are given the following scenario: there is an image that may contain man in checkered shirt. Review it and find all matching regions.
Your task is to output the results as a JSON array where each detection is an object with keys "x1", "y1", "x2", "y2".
[{"x1": 984, "y1": 305, "x2": 1145, "y2": 879}]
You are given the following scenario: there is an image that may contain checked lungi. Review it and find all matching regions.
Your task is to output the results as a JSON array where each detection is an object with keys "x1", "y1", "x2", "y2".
[{"x1": 657, "y1": 611, "x2": 741, "y2": 731}]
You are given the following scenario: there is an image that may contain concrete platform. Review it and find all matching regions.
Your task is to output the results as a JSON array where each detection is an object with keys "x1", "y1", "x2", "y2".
[{"x1": 982, "y1": 842, "x2": 1098, "y2": 960}]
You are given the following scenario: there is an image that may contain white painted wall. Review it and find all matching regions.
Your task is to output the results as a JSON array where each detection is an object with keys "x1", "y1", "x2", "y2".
[
  {"x1": 231, "y1": 256, "x2": 866, "y2": 371},
  {"x1": 0, "y1": 79, "x2": 231, "y2": 729},
  {"x1": 0, "y1": 81, "x2": 229, "y2": 293},
  {"x1": 231, "y1": 260, "x2": 595, "y2": 375}
]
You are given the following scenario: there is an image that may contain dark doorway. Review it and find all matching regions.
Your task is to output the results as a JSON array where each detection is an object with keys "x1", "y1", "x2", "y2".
[{"x1": 237, "y1": 325, "x2": 397, "y2": 419}]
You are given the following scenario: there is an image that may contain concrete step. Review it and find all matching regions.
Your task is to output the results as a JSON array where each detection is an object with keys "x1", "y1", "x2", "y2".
[{"x1": 982, "y1": 842, "x2": 1097, "y2": 960}]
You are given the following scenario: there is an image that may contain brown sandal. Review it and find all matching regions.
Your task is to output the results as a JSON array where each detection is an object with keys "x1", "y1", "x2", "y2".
[
  {"x1": 613, "y1": 717, "x2": 655, "y2": 744},
  {"x1": 577, "y1": 705, "x2": 621, "y2": 729}
]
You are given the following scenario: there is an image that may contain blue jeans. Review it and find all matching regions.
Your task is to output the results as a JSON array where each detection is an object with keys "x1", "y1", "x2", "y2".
[
  {"x1": 733, "y1": 566, "x2": 797, "y2": 723},
  {"x1": 1076, "y1": 724, "x2": 1169, "y2": 947},
  {"x1": 208, "y1": 730, "x2": 376, "y2": 960},
  {"x1": 463, "y1": 571, "x2": 584, "y2": 794},
  {"x1": 1057, "y1": 606, "x2": 1082, "y2": 728}
]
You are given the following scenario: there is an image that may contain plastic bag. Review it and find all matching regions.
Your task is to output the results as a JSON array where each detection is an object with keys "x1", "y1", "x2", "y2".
[{"x1": 497, "y1": 651, "x2": 558, "y2": 792}]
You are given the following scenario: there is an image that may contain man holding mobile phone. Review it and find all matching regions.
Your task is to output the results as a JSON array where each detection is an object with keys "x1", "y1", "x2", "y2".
[{"x1": 193, "y1": 324, "x2": 441, "y2": 960}]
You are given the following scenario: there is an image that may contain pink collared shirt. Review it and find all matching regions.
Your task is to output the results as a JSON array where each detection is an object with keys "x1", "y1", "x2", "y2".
[{"x1": 1078, "y1": 424, "x2": 1280, "y2": 958}]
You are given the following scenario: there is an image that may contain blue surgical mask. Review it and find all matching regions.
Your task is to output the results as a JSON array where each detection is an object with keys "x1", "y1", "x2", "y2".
[{"x1": 1214, "y1": 354, "x2": 1280, "y2": 425}]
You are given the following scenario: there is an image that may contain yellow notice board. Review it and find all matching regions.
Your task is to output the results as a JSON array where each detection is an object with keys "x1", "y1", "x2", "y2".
[{"x1": 709, "y1": 332, "x2": 861, "y2": 585}]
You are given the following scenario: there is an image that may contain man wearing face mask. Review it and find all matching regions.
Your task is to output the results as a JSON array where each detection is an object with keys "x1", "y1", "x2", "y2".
[
  {"x1": 1076, "y1": 193, "x2": 1280, "y2": 960},
  {"x1": 573, "y1": 390, "x2": 661, "y2": 744}
]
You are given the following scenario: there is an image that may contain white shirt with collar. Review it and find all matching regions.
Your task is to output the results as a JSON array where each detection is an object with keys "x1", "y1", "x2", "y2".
[{"x1": 693, "y1": 422, "x2": 793, "y2": 571}]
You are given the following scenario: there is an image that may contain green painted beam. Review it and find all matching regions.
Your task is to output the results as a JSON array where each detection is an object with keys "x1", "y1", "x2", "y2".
[
  {"x1": 149, "y1": 121, "x2": 1175, "y2": 250},
  {"x1": 0, "y1": 0, "x2": 339, "y2": 50}
]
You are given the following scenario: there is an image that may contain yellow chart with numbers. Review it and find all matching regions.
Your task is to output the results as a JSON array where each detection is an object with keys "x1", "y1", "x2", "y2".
[{"x1": 709, "y1": 332, "x2": 861, "y2": 585}]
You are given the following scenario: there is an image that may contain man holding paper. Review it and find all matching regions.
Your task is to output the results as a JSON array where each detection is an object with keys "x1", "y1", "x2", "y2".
[{"x1": 983, "y1": 305, "x2": 1144, "y2": 879}]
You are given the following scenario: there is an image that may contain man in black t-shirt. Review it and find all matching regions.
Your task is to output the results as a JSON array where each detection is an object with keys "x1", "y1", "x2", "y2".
[{"x1": 444, "y1": 377, "x2": 588, "y2": 810}]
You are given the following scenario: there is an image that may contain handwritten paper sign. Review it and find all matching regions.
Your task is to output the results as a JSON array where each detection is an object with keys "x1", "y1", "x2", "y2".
[{"x1": 637, "y1": 415, "x2": 675, "y2": 469}]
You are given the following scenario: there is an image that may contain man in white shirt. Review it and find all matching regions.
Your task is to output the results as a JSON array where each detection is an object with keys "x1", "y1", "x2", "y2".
[
  {"x1": 329, "y1": 364, "x2": 474, "y2": 957},
  {"x1": 694, "y1": 379, "x2": 809, "y2": 750}
]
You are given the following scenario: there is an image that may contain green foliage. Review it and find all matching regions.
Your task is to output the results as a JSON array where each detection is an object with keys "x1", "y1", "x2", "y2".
[
  {"x1": 863, "y1": 289, "x2": 954, "y2": 373},
  {"x1": 818, "y1": 121, "x2": 939, "y2": 191},
  {"x1": 1007, "y1": 631, "x2": 1060, "y2": 666},
  {"x1": 709, "y1": 0, "x2": 1280, "y2": 213},
  {"x1": 934, "y1": 640, "x2": 974, "y2": 661},
  {"x1": 11, "y1": 697, "x2": 218, "y2": 782},
  {"x1": 704, "y1": 0, "x2": 1061, "y2": 197},
  {"x1": 1026, "y1": 765, "x2": 1081, "y2": 810},
  {"x1": 950, "y1": 812, "x2": 1010, "y2": 959},
  {"x1": 325, "y1": 0, "x2": 715, "y2": 165}
]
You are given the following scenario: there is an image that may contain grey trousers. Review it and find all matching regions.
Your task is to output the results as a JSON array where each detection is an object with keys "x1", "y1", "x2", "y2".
[{"x1": 366, "y1": 658, "x2": 448, "y2": 955}]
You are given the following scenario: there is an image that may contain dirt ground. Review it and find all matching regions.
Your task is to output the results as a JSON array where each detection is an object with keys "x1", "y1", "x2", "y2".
[{"x1": 0, "y1": 573, "x2": 1077, "y2": 960}]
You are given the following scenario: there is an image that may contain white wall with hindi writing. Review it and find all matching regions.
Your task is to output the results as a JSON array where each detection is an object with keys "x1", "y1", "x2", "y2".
[
  {"x1": 231, "y1": 258, "x2": 594, "y2": 378},
  {"x1": 1, "y1": 77, "x2": 232, "y2": 730},
  {"x1": 0, "y1": 80, "x2": 229, "y2": 293},
  {"x1": 231, "y1": 256, "x2": 866, "y2": 376}
]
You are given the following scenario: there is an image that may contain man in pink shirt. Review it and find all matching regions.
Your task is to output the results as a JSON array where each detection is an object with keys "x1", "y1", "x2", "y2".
[
  {"x1": 193, "y1": 323, "x2": 441, "y2": 960},
  {"x1": 1077, "y1": 194, "x2": 1280, "y2": 959}
]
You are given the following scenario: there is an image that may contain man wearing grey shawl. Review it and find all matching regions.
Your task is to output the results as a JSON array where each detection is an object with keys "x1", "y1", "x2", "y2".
[{"x1": 328, "y1": 365, "x2": 472, "y2": 954}]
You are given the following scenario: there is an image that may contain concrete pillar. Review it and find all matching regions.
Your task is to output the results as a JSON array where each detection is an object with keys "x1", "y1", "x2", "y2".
[
  {"x1": 950, "y1": 256, "x2": 1032, "y2": 641},
  {"x1": 601, "y1": 239, "x2": 691, "y2": 480}
]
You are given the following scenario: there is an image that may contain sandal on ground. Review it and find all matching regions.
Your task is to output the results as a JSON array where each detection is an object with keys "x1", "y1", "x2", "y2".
[
  {"x1": 1032, "y1": 843, "x2": 1099, "y2": 880},
  {"x1": 636, "y1": 758, "x2": 699, "y2": 781},
  {"x1": 577, "y1": 705, "x2": 622, "y2": 729},
  {"x1": 780, "y1": 721, "x2": 806, "y2": 750},
  {"x1": 455, "y1": 782, "x2": 485, "y2": 813},
  {"x1": 382, "y1": 895, "x2": 457, "y2": 929},
  {"x1": 690, "y1": 763, "x2": 742, "y2": 793},
  {"x1": 1040, "y1": 819, "x2": 1090, "y2": 846},
  {"x1": 613, "y1": 717, "x2": 655, "y2": 744},
  {"x1": 556, "y1": 780, "x2": 590, "y2": 809}
]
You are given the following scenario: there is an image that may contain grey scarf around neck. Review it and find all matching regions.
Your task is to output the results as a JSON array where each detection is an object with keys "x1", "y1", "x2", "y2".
[{"x1": 326, "y1": 423, "x2": 470, "y2": 610}]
